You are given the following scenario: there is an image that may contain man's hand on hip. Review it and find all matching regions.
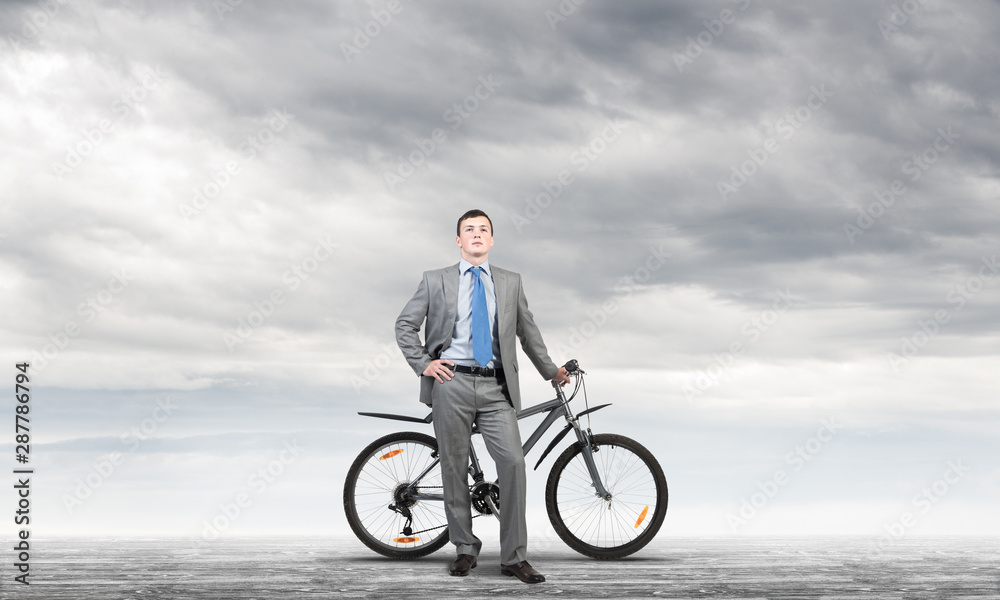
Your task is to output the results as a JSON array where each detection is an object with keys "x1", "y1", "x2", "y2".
[{"x1": 423, "y1": 359, "x2": 455, "y2": 383}]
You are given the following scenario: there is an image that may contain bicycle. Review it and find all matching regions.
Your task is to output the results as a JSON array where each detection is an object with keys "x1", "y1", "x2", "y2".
[{"x1": 343, "y1": 359, "x2": 668, "y2": 560}]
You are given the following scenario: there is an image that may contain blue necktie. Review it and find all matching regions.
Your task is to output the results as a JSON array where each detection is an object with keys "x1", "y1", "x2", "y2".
[{"x1": 470, "y1": 267, "x2": 492, "y2": 367}]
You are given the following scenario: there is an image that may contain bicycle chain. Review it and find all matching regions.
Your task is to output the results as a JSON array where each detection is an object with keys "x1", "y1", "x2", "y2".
[{"x1": 408, "y1": 513, "x2": 491, "y2": 536}]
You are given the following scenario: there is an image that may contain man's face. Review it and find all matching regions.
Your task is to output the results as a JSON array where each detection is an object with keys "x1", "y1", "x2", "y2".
[{"x1": 456, "y1": 216, "x2": 494, "y2": 262}]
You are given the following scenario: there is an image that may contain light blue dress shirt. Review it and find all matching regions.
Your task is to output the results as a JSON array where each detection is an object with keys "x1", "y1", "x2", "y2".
[{"x1": 441, "y1": 259, "x2": 502, "y2": 368}]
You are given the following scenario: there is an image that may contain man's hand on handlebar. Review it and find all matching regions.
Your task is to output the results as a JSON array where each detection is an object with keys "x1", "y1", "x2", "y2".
[
  {"x1": 551, "y1": 366, "x2": 570, "y2": 387},
  {"x1": 422, "y1": 359, "x2": 455, "y2": 383}
]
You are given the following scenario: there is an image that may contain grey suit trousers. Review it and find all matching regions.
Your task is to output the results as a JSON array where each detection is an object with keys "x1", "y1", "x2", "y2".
[{"x1": 431, "y1": 371, "x2": 528, "y2": 566}]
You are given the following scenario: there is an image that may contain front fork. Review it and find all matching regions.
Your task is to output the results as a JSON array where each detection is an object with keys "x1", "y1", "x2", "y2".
[
  {"x1": 556, "y1": 385, "x2": 612, "y2": 500},
  {"x1": 573, "y1": 422, "x2": 612, "y2": 500}
]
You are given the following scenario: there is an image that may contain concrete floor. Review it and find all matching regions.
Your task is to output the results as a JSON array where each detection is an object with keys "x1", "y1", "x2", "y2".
[{"x1": 5, "y1": 535, "x2": 998, "y2": 599}]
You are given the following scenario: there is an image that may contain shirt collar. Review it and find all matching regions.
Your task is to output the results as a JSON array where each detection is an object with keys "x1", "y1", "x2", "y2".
[{"x1": 459, "y1": 258, "x2": 491, "y2": 277}]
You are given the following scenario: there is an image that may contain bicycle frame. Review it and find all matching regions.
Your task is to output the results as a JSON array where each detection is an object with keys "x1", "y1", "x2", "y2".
[{"x1": 359, "y1": 371, "x2": 613, "y2": 509}]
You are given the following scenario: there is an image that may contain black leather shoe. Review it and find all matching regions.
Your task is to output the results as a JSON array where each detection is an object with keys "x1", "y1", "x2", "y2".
[
  {"x1": 501, "y1": 561, "x2": 545, "y2": 583},
  {"x1": 449, "y1": 554, "x2": 477, "y2": 576}
]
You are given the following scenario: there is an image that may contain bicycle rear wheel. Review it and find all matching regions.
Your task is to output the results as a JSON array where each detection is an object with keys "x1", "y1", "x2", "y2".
[
  {"x1": 343, "y1": 432, "x2": 450, "y2": 559},
  {"x1": 545, "y1": 433, "x2": 667, "y2": 559}
]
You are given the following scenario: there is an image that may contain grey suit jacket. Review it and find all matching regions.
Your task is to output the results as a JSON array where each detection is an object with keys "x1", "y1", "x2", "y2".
[{"x1": 395, "y1": 263, "x2": 559, "y2": 413}]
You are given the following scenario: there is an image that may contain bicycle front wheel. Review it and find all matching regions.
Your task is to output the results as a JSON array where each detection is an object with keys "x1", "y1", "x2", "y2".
[
  {"x1": 343, "y1": 431, "x2": 450, "y2": 559},
  {"x1": 545, "y1": 433, "x2": 667, "y2": 559}
]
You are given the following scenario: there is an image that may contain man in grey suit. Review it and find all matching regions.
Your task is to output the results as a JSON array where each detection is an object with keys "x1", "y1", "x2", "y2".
[{"x1": 395, "y1": 209, "x2": 569, "y2": 584}]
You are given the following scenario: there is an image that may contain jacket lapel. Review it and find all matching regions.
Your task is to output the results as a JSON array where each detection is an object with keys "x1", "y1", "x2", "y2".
[
  {"x1": 443, "y1": 263, "x2": 460, "y2": 335},
  {"x1": 494, "y1": 267, "x2": 507, "y2": 332}
]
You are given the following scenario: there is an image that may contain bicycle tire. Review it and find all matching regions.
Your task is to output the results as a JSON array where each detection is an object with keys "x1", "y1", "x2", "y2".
[
  {"x1": 545, "y1": 433, "x2": 667, "y2": 559},
  {"x1": 343, "y1": 431, "x2": 450, "y2": 559}
]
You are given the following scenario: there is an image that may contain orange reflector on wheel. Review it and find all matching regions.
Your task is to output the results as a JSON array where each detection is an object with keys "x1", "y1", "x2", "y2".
[
  {"x1": 379, "y1": 449, "x2": 404, "y2": 460},
  {"x1": 635, "y1": 506, "x2": 649, "y2": 528},
  {"x1": 394, "y1": 537, "x2": 419, "y2": 543}
]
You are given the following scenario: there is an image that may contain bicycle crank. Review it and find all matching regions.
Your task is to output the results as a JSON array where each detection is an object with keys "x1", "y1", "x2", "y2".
[{"x1": 470, "y1": 480, "x2": 501, "y2": 519}]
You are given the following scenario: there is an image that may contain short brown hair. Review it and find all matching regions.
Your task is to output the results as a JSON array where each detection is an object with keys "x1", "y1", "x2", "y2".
[{"x1": 456, "y1": 209, "x2": 493, "y2": 236}]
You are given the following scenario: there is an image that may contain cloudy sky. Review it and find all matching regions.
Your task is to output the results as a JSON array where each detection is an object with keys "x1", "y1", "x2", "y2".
[{"x1": 2, "y1": 0, "x2": 998, "y2": 544}]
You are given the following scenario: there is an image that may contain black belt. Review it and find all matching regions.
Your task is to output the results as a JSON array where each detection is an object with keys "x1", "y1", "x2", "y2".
[{"x1": 453, "y1": 364, "x2": 503, "y2": 377}]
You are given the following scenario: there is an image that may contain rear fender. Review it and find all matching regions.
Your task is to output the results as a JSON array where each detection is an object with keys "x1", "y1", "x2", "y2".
[{"x1": 357, "y1": 411, "x2": 433, "y2": 424}]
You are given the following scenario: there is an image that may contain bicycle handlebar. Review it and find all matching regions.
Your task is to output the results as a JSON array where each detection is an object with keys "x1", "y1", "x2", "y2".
[{"x1": 551, "y1": 359, "x2": 585, "y2": 391}]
